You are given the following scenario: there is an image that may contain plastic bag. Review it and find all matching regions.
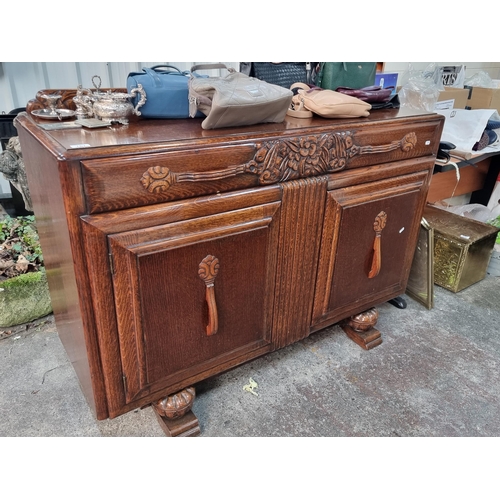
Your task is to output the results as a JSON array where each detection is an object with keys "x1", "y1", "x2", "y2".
[
  {"x1": 398, "y1": 64, "x2": 441, "y2": 112},
  {"x1": 444, "y1": 203, "x2": 496, "y2": 223},
  {"x1": 464, "y1": 71, "x2": 495, "y2": 89}
]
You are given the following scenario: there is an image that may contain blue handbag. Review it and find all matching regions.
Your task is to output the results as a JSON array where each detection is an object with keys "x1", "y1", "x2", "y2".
[{"x1": 127, "y1": 65, "x2": 204, "y2": 118}]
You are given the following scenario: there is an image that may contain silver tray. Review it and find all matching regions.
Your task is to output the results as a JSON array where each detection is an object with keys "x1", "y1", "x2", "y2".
[{"x1": 31, "y1": 108, "x2": 76, "y2": 120}]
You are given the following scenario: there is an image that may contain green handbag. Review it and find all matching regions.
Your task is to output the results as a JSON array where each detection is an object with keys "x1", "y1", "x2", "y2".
[{"x1": 316, "y1": 62, "x2": 377, "y2": 90}]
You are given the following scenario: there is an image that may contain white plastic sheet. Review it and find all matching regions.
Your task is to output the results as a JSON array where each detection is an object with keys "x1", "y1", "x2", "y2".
[{"x1": 436, "y1": 108, "x2": 496, "y2": 152}]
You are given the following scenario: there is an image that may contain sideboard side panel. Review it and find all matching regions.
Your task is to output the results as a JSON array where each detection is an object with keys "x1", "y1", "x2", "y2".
[{"x1": 16, "y1": 126, "x2": 108, "y2": 418}]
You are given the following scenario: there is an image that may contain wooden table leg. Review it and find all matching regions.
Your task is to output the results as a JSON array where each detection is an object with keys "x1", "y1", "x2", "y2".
[
  {"x1": 341, "y1": 307, "x2": 382, "y2": 350},
  {"x1": 152, "y1": 387, "x2": 200, "y2": 437}
]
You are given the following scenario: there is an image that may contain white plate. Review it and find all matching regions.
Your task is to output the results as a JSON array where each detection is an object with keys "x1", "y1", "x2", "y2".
[{"x1": 32, "y1": 108, "x2": 76, "y2": 120}]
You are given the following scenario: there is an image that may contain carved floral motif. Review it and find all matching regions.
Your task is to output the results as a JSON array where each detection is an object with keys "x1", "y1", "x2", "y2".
[
  {"x1": 140, "y1": 131, "x2": 417, "y2": 194},
  {"x1": 198, "y1": 255, "x2": 220, "y2": 286},
  {"x1": 245, "y1": 132, "x2": 358, "y2": 184},
  {"x1": 141, "y1": 165, "x2": 175, "y2": 194},
  {"x1": 373, "y1": 211, "x2": 388, "y2": 234}
]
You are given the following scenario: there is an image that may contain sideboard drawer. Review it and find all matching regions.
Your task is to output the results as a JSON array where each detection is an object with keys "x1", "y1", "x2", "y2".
[
  {"x1": 81, "y1": 144, "x2": 259, "y2": 213},
  {"x1": 81, "y1": 119, "x2": 441, "y2": 214}
]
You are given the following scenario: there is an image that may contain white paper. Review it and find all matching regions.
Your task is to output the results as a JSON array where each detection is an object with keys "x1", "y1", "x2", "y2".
[
  {"x1": 436, "y1": 108, "x2": 496, "y2": 152},
  {"x1": 434, "y1": 99, "x2": 455, "y2": 110}
]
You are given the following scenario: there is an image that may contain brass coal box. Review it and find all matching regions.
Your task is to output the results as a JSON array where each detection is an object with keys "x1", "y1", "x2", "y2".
[{"x1": 424, "y1": 204, "x2": 500, "y2": 292}]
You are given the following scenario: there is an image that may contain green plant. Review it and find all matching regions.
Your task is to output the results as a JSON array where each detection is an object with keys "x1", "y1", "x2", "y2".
[
  {"x1": 487, "y1": 215, "x2": 500, "y2": 245},
  {"x1": 0, "y1": 215, "x2": 44, "y2": 279}
]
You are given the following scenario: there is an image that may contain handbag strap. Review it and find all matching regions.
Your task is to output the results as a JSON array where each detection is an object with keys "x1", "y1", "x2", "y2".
[
  {"x1": 143, "y1": 65, "x2": 188, "y2": 88},
  {"x1": 190, "y1": 63, "x2": 235, "y2": 77},
  {"x1": 149, "y1": 64, "x2": 184, "y2": 74}
]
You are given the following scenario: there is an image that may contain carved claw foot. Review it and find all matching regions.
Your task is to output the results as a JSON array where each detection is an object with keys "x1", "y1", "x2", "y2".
[
  {"x1": 152, "y1": 387, "x2": 200, "y2": 437},
  {"x1": 341, "y1": 307, "x2": 382, "y2": 350}
]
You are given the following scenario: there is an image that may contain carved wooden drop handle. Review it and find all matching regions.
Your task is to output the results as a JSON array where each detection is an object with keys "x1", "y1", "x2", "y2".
[
  {"x1": 368, "y1": 211, "x2": 387, "y2": 279},
  {"x1": 198, "y1": 255, "x2": 220, "y2": 336}
]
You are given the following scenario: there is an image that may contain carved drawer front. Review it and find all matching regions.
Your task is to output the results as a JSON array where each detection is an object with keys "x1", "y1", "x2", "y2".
[
  {"x1": 80, "y1": 144, "x2": 261, "y2": 214},
  {"x1": 312, "y1": 168, "x2": 431, "y2": 329},
  {"x1": 102, "y1": 200, "x2": 280, "y2": 407},
  {"x1": 80, "y1": 119, "x2": 440, "y2": 214}
]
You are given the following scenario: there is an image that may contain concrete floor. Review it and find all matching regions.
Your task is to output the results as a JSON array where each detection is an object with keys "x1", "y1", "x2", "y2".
[{"x1": 1, "y1": 275, "x2": 499, "y2": 437}]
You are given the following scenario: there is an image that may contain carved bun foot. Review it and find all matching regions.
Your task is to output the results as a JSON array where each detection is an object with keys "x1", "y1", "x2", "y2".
[
  {"x1": 152, "y1": 387, "x2": 200, "y2": 437},
  {"x1": 341, "y1": 307, "x2": 382, "y2": 350}
]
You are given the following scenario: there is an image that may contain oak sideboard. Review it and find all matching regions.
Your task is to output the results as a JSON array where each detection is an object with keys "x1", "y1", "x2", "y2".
[{"x1": 15, "y1": 99, "x2": 444, "y2": 436}]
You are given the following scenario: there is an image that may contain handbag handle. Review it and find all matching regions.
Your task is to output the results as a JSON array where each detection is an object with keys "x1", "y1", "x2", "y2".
[
  {"x1": 143, "y1": 65, "x2": 189, "y2": 88},
  {"x1": 190, "y1": 63, "x2": 235, "y2": 77},
  {"x1": 149, "y1": 64, "x2": 185, "y2": 74}
]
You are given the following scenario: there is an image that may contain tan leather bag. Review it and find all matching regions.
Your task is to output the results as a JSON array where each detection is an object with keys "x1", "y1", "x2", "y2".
[
  {"x1": 289, "y1": 83, "x2": 371, "y2": 119},
  {"x1": 188, "y1": 63, "x2": 293, "y2": 129}
]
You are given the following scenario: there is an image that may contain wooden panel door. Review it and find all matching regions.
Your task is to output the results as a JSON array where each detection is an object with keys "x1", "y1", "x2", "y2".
[
  {"x1": 110, "y1": 202, "x2": 280, "y2": 405},
  {"x1": 81, "y1": 188, "x2": 281, "y2": 414},
  {"x1": 312, "y1": 169, "x2": 431, "y2": 330}
]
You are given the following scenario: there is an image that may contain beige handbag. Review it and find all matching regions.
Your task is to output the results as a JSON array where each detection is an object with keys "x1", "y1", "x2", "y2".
[
  {"x1": 287, "y1": 83, "x2": 371, "y2": 119},
  {"x1": 188, "y1": 63, "x2": 293, "y2": 129}
]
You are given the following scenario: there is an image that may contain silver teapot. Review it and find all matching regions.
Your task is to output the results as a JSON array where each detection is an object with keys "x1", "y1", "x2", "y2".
[{"x1": 74, "y1": 75, "x2": 147, "y2": 125}]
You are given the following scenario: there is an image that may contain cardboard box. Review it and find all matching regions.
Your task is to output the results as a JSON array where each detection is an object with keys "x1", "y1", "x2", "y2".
[
  {"x1": 436, "y1": 87, "x2": 469, "y2": 109},
  {"x1": 466, "y1": 86, "x2": 500, "y2": 113},
  {"x1": 424, "y1": 205, "x2": 500, "y2": 292}
]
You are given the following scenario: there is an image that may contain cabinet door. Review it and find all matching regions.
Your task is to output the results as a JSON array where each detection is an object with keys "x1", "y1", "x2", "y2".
[
  {"x1": 83, "y1": 192, "x2": 281, "y2": 411},
  {"x1": 112, "y1": 202, "x2": 281, "y2": 404},
  {"x1": 312, "y1": 170, "x2": 430, "y2": 329}
]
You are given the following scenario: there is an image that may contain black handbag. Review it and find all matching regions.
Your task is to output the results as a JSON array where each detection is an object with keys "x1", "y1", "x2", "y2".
[{"x1": 240, "y1": 62, "x2": 317, "y2": 89}]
